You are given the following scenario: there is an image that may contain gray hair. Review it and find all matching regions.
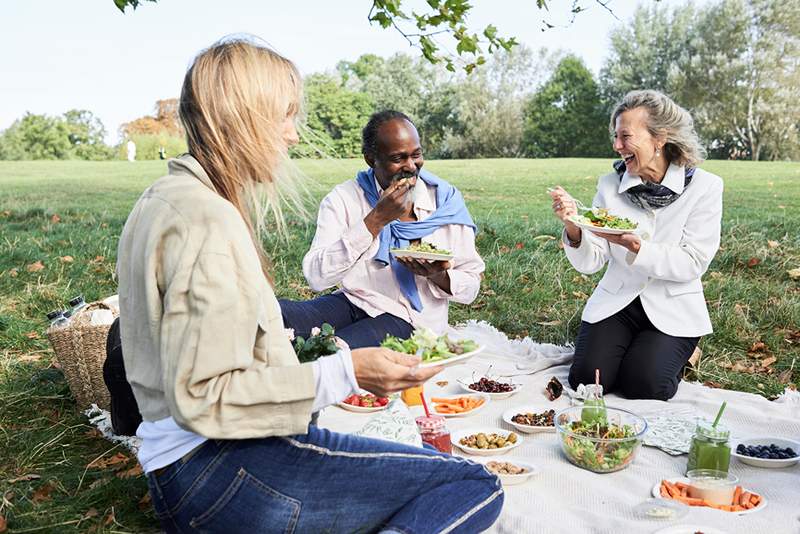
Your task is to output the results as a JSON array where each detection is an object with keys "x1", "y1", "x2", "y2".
[{"x1": 610, "y1": 90, "x2": 706, "y2": 168}]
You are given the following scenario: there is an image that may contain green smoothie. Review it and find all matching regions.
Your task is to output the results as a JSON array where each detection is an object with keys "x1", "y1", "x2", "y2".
[
  {"x1": 686, "y1": 422, "x2": 731, "y2": 474},
  {"x1": 581, "y1": 385, "x2": 608, "y2": 426}
]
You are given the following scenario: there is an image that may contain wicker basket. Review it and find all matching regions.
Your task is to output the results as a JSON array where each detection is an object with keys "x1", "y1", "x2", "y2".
[{"x1": 46, "y1": 301, "x2": 117, "y2": 411}]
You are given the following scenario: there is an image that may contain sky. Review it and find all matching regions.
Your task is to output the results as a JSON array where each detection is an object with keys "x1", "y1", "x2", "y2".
[{"x1": 0, "y1": 0, "x2": 706, "y2": 144}]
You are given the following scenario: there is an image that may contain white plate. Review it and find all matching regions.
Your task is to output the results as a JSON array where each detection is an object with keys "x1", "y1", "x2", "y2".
[
  {"x1": 651, "y1": 477, "x2": 767, "y2": 515},
  {"x1": 653, "y1": 526, "x2": 729, "y2": 534},
  {"x1": 337, "y1": 394, "x2": 390, "y2": 413},
  {"x1": 390, "y1": 249, "x2": 454, "y2": 261},
  {"x1": 451, "y1": 427, "x2": 523, "y2": 456},
  {"x1": 428, "y1": 393, "x2": 489, "y2": 418},
  {"x1": 501, "y1": 405, "x2": 556, "y2": 434},
  {"x1": 457, "y1": 376, "x2": 521, "y2": 400},
  {"x1": 568, "y1": 214, "x2": 638, "y2": 235},
  {"x1": 732, "y1": 437, "x2": 800, "y2": 468},
  {"x1": 417, "y1": 345, "x2": 484, "y2": 369},
  {"x1": 474, "y1": 457, "x2": 539, "y2": 486}
]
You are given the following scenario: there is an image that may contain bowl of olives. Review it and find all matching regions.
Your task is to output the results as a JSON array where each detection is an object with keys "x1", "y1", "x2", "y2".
[{"x1": 451, "y1": 428, "x2": 523, "y2": 456}]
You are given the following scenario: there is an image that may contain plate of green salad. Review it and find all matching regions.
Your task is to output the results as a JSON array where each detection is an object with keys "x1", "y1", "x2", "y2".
[
  {"x1": 390, "y1": 242, "x2": 454, "y2": 261},
  {"x1": 569, "y1": 208, "x2": 639, "y2": 235},
  {"x1": 381, "y1": 328, "x2": 483, "y2": 369}
]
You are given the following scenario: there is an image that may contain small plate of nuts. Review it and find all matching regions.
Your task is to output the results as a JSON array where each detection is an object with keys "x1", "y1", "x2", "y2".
[
  {"x1": 451, "y1": 428, "x2": 523, "y2": 456},
  {"x1": 502, "y1": 405, "x2": 557, "y2": 434},
  {"x1": 476, "y1": 457, "x2": 540, "y2": 486}
]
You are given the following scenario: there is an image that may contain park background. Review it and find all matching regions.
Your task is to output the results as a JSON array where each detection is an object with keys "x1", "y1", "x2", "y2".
[{"x1": 1, "y1": 0, "x2": 799, "y2": 532}]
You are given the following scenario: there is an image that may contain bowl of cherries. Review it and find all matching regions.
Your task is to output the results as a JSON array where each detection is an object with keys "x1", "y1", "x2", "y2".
[{"x1": 458, "y1": 375, "x2": 521, "y2": 400}]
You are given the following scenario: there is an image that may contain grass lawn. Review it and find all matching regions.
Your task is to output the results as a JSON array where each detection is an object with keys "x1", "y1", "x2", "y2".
[{"x1": 1, "y1": 158, "x2": 798, "y2": 532}]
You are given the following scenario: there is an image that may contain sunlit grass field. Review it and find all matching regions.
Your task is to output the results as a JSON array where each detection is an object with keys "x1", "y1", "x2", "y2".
[{"x1": 1, "y1": 158, "x2": 798, "y2": 532}]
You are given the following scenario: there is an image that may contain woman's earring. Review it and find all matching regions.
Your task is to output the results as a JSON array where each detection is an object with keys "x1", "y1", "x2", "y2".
[{"x1": 655, "y1": 148, "x2": 661, "y2": 157}]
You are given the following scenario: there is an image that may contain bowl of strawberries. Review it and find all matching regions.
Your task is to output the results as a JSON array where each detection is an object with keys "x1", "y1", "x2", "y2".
[{"x1": 338, "y1": 392, "x2": 391, "y2": 413}]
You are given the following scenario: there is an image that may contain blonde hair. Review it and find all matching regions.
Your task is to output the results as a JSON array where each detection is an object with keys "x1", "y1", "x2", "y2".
[
  {"x1": 610, "y1": 90, "x2": 706, "y2": 168},
  {"x1": 179, "y1": 36, "x2": 306, "y2": 279}
]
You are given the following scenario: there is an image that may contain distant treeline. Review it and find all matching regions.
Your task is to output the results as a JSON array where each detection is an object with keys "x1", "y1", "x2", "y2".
[{"x1": 1, "y1": 0, "x2": 797, "y2": 162}]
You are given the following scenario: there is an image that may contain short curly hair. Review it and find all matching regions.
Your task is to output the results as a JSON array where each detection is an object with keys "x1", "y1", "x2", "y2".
[
  {"x1": 610, "y1": 90, "x2": 706, "y2": 168},
  {"x1": 361, "y1": 110, "x2": 413, "y2": 159}
]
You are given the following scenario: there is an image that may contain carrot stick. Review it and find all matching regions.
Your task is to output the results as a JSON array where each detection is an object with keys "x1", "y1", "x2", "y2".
[
  {"x1": 665, "y1": 481, "x2": 681, "y2": 499},
  {"x1": 739, "y1": 492, "x2": 752, "y2": 507},
  {"x1": 750, "y1": 494, "x2": 761, "y2": 506},
  {"x1": 674, "y1": 482, "x2": 689, "y2": 490},
  {"x1": 732, "y1": 485, "x2": 742, "y2": 504}
]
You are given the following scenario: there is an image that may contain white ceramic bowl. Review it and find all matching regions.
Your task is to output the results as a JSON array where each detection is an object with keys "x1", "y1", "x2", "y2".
[
  {"x1": 732, "y1": 437, "x2": 800, "y2": 468},
  {"x1": 456, "y1": 376, "x2": 521, "y2": 400},
  {"x1": 474, "y1": 457, "x2": 539, "y2": 486},
  {"x1": 502, "y1": 405, "x2": 556, "y2": 434},
  {"x1": 428, "y1": 393, "x2": 489, "y2": 418},
  {"x1": 451, "y1": 427, "x2": 523, "y2": 456}
]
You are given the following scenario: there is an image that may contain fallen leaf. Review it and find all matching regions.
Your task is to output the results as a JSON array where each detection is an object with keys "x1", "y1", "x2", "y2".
[
  {"x1": 788, "y1": 268, "x2": 800, "y2": 280},
  {"x1": 83, "y1": 508, "x2": 99, "y2": 520},
  {"x1": 746, "y1": 257, "x2": 760, "y2": 268},
  {"x1": 767, "y1": 240, "x2": 780, "y2": 249},
  {"x1": 91, "y1": 255, "x2": 105, "y2": 264},
  {"x1": 8, "y1": 268, "x2": 18, "y2": 278},
  {"x1": 760, "y1": 356, "x2": 777, "y2": 368},
  {"x1": 514, "y1": 242, "x2": 524, "y2": 250},
  {"x1": 8, "y1": 474, "x2": 40, "y2": 484},
  {"x1": 571, "y1": 291, "x2": 588, "y2": 300},
  {"x1": 709, "y1": 271, "x2": 723, "y2": 280},
  {"x1": 703, "y1": 380, "x2": 723, "y2": 389},
  {"x1": 536, "y1": 320, "x2": 563, "y2": 326},
  {"x1": 31, "y1": 480, "x2": 56, "y2": 504},
  {"x1": 60, "y1": 256, "x2": 74, "y2": 263},
  {"x1": 50, "y1": 214, "x2": 61, "y2": 223},
  {"x1": 732, "y1": 362, "x2": 751, "y2": 373},
  {"x1": 777, "y1": 369, "x2": 793, "y2": 384},
  {"x1": 719, "y1": 361, "x2": 734, "y2": 370},
  {"x1": 116, "y1": 465, "x2": 143, "y2": 479},
  {"x1": 747, "y1": 341, "x2": 769, "y2": 358},
  {"x1": 1, "y1": 210, "x2": 10, "y2": 217},
  {"x1": 88, "y1": 452, "x2": 130, "y2": 470},
  {"x1": 0, "y1": 514, "x2": 6, "y2": 533},
  {"x1": 84, "y1": 428, "x2": 103, "y2": 439},
  {"x1": 137, "y1": 492, "x2": 152, "y2": 511},
  {"x1": 498, "y1": 245, "x2": 510, "y2": 254},
  {"x1": 103, "y1": 509, "x2": 115, "y2": 526},
  {"x1": 26, "y1": 261, "x2": 45, "y2": 273},
  {"x1": 24, "y1": 331, "x2": 40, "y2": 339}
]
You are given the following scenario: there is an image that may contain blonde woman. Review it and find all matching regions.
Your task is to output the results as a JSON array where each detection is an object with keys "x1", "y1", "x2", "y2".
[
  {"x1": 116, "y1": 38, "x2": 503, "y2": 533},
  {"x1": 549, "y1": 90, "x2": 723, "y2": 401}
]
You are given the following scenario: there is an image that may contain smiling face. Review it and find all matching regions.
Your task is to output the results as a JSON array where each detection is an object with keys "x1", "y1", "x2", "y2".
[
  {"x1": 612, "y1": 107, "x2": 665, "y2": 180},
  {"x1": 366, "y1": 118, "x2": 424, "y2": 191}
]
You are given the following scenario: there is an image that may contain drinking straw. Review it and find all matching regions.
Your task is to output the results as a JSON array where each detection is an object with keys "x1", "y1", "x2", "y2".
[
  {"x1": 712, "y1": 401, "x2": 727, "y2": 428},
  {"x1": 420, "y1": 391, "x2": 431, "y2": 418},
  {"x1": 595, "y1": 368, "x2": 600, "y2": 387}
]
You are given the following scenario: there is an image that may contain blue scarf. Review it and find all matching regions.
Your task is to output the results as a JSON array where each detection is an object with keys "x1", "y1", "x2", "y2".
[{"x1": 356, "y1": 168, "x2": 477, "y2": 311}]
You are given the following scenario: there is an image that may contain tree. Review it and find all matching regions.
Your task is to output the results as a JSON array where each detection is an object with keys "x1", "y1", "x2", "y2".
[
  {"x1": 112, "y1": 0, "x2": 629, "y2": 74},
  {"x1": 523, "y1": 56, "x2": 611, "y2": 158},
  {"x1": 298, "y1": 74, "x2": 375, "y2": 158},
  {"x1": 121, "y1": 98, "x2": 182, "y2": 137},
  {"x1": 0, "y1": 113, "x2": 72, "y2": 160},
  {"x1": 63, "y1": 109, "x2": 115, "y2": 160}
]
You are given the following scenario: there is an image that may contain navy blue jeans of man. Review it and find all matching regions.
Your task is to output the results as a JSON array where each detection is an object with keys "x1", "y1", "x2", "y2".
[
  {"x1": 146, "y1": 424, "x2": 504, "y2": 533},
  {"x1": 279, "y1": 293, "x2": 414, "y2": 349}
]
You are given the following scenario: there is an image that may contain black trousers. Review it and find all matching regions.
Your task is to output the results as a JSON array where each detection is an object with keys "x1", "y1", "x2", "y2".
[{"x1": 568, "y1": 297, "x2": 699, "y2": 401}]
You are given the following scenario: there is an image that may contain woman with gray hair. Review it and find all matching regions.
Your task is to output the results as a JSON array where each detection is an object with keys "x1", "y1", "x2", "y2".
[{"x1": 549, "y1": 90, "x2": 723, "y2": 400}]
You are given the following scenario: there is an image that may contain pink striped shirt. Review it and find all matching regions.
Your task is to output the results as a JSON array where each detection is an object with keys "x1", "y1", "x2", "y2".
[{"x1": 302, "y1": 176, "x2": 485, "y2": 334}]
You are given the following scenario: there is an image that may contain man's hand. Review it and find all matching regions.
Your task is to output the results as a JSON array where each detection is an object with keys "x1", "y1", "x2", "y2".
[
  {"x1": 351, "y1": 347, "x2": 443, "y2": 398},
  {"x1": 397, "y1": 258, "x2": 451, "y2": 293},
  {"x1": 364, "y1": 178, "x2": 414, "y2": 237},
  {"x1": 594, "y1": 232, "x2": 641, "y2": 253}
]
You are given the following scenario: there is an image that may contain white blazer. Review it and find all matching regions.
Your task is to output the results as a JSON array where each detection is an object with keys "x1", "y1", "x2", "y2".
[{"x1": 564, "y1": 164, "x2": 723, "y2": 338}]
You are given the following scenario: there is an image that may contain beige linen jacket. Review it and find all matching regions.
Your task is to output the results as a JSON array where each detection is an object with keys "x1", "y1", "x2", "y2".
[{"x1": 116, "y1": 154, "x2": 315, "y2": 439}]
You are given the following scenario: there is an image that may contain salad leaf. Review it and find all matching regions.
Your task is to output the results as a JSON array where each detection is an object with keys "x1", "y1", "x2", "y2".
[
  {"x1": 381, "y1": 328, "x2": 476, "y2": 362},
  {"x1": 576, "y1": 208, "x2": 637, "y2": 230}
]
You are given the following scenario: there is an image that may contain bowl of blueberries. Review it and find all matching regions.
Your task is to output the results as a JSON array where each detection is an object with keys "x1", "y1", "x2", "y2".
[{"x1": 733, "y1": 437, "x2": 800, "y2": 468}]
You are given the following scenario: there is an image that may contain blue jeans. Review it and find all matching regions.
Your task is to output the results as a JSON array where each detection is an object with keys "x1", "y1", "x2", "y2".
[
  {"x1": 279, "y1": 293, "x2": 414, "y2": 349},
  {"x1": 147, "y1": 425, "x2": 504, "y2": 533}
]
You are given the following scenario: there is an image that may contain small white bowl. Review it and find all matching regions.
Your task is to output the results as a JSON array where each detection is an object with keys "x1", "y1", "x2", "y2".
[
  {"x1": 474, "y1": 457, "x2": 539, "y2": 486},
  {"x1": 457, "y1": 376, "x2": 521, "y2": 400},
  {"x1": 502, "y1": 405, "x2": 556, "y2": 434},
  {"x1": 451, "y1": 427, "x2": 523, "y2": 456},
  {"x1": 732, "y1": 437, "x2": 800, "y2": 468},
  {"x1": 428, "y1": 393, "x2": 490, "y2": 418}
]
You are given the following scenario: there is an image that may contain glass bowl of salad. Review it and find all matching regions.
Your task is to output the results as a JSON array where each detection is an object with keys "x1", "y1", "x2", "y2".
[{"x1": 554, "y1": 405, "x2": 648, "y2": 473}]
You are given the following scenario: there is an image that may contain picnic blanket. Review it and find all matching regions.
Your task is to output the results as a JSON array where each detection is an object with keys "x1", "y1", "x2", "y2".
[{"x1": 318, "y1": 321, "x2": 800, "y2": 534}]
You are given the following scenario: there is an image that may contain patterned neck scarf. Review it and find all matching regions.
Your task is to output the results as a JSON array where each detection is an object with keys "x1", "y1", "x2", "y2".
[{"x1": 613, "y1": 160, "x2": 695, "y2": 210}]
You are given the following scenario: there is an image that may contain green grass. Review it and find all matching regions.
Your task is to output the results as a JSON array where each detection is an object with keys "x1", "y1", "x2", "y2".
[{"x1": 1, "y1": 158, "x2": 798, "y2": 532}]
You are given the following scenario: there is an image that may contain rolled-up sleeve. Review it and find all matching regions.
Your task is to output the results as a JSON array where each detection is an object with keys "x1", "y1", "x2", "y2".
[
  {"x1": 427, "y1": 224, "x2": 485, "y2": 304},
  {"x1": 163, "y1": 251, "x2": 316, "y2": 439},
  {"x1": 302, "y1": 191, "x2": 375, "y2": 291}
]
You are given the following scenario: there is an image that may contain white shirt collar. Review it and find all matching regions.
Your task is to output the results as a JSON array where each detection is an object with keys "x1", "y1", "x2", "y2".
[{"x1": 618, "y1": 163, "x2": 686, "y2": 195}]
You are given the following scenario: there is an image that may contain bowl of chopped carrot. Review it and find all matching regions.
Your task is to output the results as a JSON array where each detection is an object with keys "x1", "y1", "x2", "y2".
[
  {"x1": 653, "y1": 476, "x2": 767, "y2": 514},
  {"x1": 429, "y1": 394, "x2": 489, "y2": 417}
]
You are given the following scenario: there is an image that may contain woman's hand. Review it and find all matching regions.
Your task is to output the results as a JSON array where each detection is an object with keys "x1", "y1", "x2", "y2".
[
  {"x1": 594, "y1": 232, "x2": 641, "y2": 253},
  {"x1": 351, "y1": 347, "x2": 442, "y2": 398},
  {"x1": 548, "y1": 186, "x2": 582, "y2": 244}
]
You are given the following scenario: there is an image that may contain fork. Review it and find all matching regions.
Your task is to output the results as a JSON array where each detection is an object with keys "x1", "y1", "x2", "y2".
[{"x1": 546, "y1": 187, "x2": 592, "y2": 212}]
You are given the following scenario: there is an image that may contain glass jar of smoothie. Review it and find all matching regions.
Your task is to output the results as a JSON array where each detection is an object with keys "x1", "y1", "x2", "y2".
[
  {"x1": 581, "y1": 384, "x2": 608, "y2": 426},
  {"x1": 415, "y1": 415, "x2": 452, "y2": 454},
  {"x1": 686, "y1": 422, "x2": 731, "y2": 474}
]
